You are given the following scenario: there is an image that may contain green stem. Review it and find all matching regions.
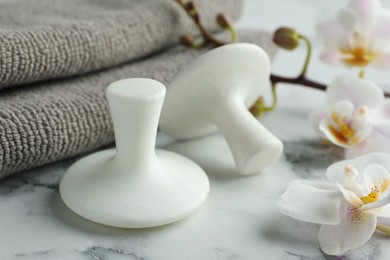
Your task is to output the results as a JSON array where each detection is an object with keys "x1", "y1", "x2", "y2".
[
  {"x1": 175, "y1": 0, "x2": 237, "y2": 48},
  {"x1": 226, "y1": 24, "x2": 238, "y2": 43},
  {"x1": 359, "y1": 69, "x2": 365, "y2": 79},
  {"x1": 298, "y1": 34, "x2": 312, "y2": 77},
  {"x1": 190, "y1": 40, "x2": 206, "y2": 49},
  {"x1": 262, "y1": 83, "x2": 278, "y2": 111},
  {"x1": 197, "y1": 22, "x2": 225, "y2": 47},
  {"x1": 376, "y1": 223, "x2": 390, "y2": 236}
]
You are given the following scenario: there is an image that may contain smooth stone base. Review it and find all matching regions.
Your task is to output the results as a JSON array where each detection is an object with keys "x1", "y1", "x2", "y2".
[{"x1": 59, "y1": 149, "x2": 209, "y2": 228}]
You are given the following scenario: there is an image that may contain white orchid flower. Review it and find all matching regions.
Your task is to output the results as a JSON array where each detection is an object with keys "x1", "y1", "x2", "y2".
[
  {"x1": 278, "y1": 153, "x2": 390, "y2": 256},
  {"x1": 310, "y1": 74, "x2": 390, "y2": 158},
  {"x1": 316, "y1": 0, "x2": 390, "y2": 68}
]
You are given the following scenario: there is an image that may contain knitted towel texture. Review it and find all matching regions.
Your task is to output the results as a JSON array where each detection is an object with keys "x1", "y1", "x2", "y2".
[
  {"x1": 0, "y1": 31, "x2": 277, "y2": 178},
  {"x1": 0, "y1": 0, "x2": 242, "y2": 89}
]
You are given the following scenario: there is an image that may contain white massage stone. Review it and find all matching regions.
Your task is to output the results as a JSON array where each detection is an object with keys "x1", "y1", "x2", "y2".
[
  {"x1": 159, "y1": 43, "x2": 284, "y2": 175},
  {"x1": 59, "y1": 78, "x2": 209, "y2": 228}
]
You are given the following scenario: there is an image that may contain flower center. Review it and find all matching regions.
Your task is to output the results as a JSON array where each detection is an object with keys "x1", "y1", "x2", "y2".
[
  {"x1": 340, "y1": 32, "x2": 377, "y2": 67},
  {"x1": 361, "y1": 191, "x2": 379, "y2": 204},
  {"x1": 341, "y1": 47, "x2": 377, "y2": 67},
  {"x1": 329, "y1": 112, "x2": 356, "y2": 142},
  {"x1": 327, "y1": 106, "x2": 368, "y2": 146},
  {"x1": 360, "y1": 179, "x2": 390, "y2": 204}
]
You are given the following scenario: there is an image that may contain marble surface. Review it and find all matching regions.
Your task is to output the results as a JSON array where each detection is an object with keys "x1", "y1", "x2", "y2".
[{"x1": 2, "y1": 0, "x2": 390, "y2": 259}]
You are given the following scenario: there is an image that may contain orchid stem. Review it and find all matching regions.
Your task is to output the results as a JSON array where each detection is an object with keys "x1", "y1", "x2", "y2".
[
  {"x1": 298, "y1": 34, "x2": 312, "y2": 76},
  {"x1": 249, "y1": 82, "x2": 278, "y2": 117},
  {"x1": 175, "y1": 0, "x2": 237, "y2": 48},
  {"x1": 262, "y1": 82, "x2": 278, "y2": 111},
  {"x1": 359, "y1": 69, "x2": 365, "y2": 79},
  {"x1": 227, "y1": 24, "x2": 238, "y2": 43},
  {"x1": 376, "y1": 223, "x2": 390, "y2": 236}
]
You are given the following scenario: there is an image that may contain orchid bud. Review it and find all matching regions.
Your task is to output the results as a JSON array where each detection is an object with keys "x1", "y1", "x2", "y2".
[
  {"x1": 180, "y1": 35, "x2": 194, "y2": 47},
  {"x1": 185, "y1": 1, "x2": 199, "y2": 22},
  {"x1": 185, "y1": 1, "x2": 196, "y2": 12},
  {"x1": 217, "y1": 14, "x2": 230, "y2": 28},
  {"x1": 273, "y1": 27, "x2": 300, "y2": 50}
]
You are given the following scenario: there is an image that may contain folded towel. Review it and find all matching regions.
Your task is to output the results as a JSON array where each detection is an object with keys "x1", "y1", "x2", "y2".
[
  {"x1": 0, "y1": 30, "x2": 277, "y2": 179},
  {"x1": 0, "y1": 0, "x2": 242, "y2": 89}
]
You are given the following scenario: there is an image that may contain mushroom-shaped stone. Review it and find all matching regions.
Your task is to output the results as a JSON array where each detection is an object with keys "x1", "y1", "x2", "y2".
[
  {"x1": 60, "y1": 78, "x2": 209, "y2": 228},
  {"x1": 159, "y1": 43, "x2": 283, "y2": 175}
]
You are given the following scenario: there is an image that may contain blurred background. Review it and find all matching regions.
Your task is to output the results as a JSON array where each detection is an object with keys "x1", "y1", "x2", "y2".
[{"x1": 238, "y1": 0, "x2": 390, "y2": 90}]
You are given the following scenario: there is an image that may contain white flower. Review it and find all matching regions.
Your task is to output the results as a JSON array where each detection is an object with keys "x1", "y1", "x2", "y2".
[
  {"x1": 316, "y1": 0, "x2": 390, "y2": 68},
  {"x1": 310, "y1": 74, "x2": 390, "y2": 158},
  {"x1": 278, "y1": 153, "x2": 390, "y2": 256}
]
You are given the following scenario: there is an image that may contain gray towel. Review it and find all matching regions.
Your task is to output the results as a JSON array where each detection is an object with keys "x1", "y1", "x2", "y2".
[
  {"x1": 0, "y1": 30, "x2": 277, "y2": 179},
  {"x1": 0, "y1": 0, "x2": 242, "y2": 89}
]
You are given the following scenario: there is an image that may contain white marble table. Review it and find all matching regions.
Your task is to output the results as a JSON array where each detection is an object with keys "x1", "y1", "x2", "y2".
[{"x1": 2, "y1": 0, "x2": 390, "y2": 259}]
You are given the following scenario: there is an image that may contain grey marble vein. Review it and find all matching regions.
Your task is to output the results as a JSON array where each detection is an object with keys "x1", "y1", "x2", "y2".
[
  {"x1": 283, "y1": 140, "x2": 344, "y2": 179},
  {"x1": 83, "y1": 246, "x2": 145, "y2": 260}
]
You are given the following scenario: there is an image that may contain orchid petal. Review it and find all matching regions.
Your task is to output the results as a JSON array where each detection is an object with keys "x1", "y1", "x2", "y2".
[
  {"x1": 372, "y1": 52, "x2": 390, "y2": 69},
  {"x1": 371, "y1": 122, "x2": 390, "y2": 148},
  {"x1": 359, "y1": 112, "x2": 390, "y2": 156},
  {"x1": 371, "y1": 100, "x2": 390, "y2": 123},
  {"x1": 352, "y1": 124, "x2": 372, "y2": 143},
  {"x1": 327, "y1": 153, "x2": 390, "y2": 182},
  {"x1": 343, "y1": 165, "x2": 364, "y2": 197},
  {"x1": 332, "y1": 100, "x2": 354, "y2": 122},
  {"x1": 288, "y1": 180, "x2": 340, "y2": 190},
  {"x1": 350, "y1": 106, "x2": 369, "y2": 131},
  {"x1": 374, "y1": 119, "x2": 390, "y2": 132},
  {"x1": 348, "y1": 0, "x2": 383, "y2": 34},
  {"x1": 347, "y1": 0, "x2": 381, "y2": 17},
  {"x1": 370, "y1": 10, "x2": 390, "y2": 49},
  {"x1": 327, "y1": 162, "x2": 351, "y2": 184},
  {"x1": 345, "y1": 131, "x2": 390, "y2": 159},
  {"x1": 345, "y1": 145, "x2": 368, "y2": 159},
  {"x1": 319, "y1": 48, "x2": 343, "y2": 65},
  {"x1": 316, "y1": 10, "x2": 355, "y2": 49},
  {"x1": 318, "y1": 201, "x2": 377, "y2": 256},
  {"x1": 338, "y1": 8, "x2": 358, "y2": 31},
  {"x1": 310, "y1": 109, "x2": 328, "y2": 137},
  {"x1": 371, "y1": 203, "x2": 390, "y2": 218},
  {"x1": 361, "y1": 164, "x2": 390, "y2": 210},
  {"x1": 337, "y1": 182, "x2": 364, "y2": 207},
  {"x1": 363, "y1": 190, "x2": 390, "y2": 210},
  {"x1": 345, "y1": 140, "x2": 380, "y2": 159},
  {"x1": 326, "y1": 75, "x2": 384, "y2": 109},
  {"x1": 319, "y1": 119, "x2": 351, "y2": 148},
  {"x1": 277, "y1": 180, "x2": 341, "y2": 225},
  {"x1": 363, "y1": 164, "x2": 390, "y2": 192}
]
